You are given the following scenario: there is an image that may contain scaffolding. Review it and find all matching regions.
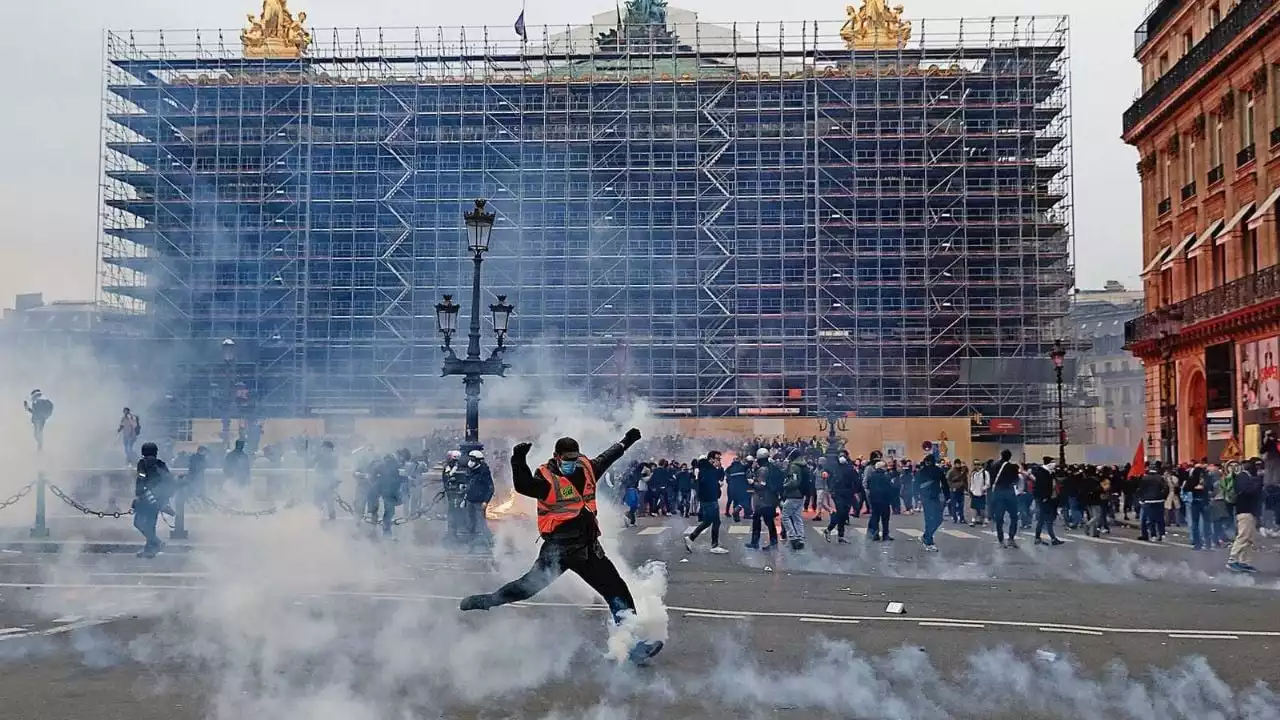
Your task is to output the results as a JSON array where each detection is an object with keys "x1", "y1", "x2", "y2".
[{"x1": 98, "y1": 10, "x2": 1073, "y2": 436}]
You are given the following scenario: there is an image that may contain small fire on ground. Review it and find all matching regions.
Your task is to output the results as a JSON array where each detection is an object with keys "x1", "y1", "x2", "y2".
[{"x1": 486, "y1": 492, "x2": 526, "y2": 520}]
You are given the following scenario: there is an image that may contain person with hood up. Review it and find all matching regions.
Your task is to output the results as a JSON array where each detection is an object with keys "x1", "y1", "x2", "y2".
[
  {"x1": 779, "y1": 449, "x2": 812, "y2": 550},
  {"x1": 746, "y1": 448, "x2": 782, "y2": 551},
  {"x1": 865, "y1": 460, "x2": 894, "y2": 541},
  {"x1": 133, "y1": 442, "x2": 172, "y2": 558},
  {"x1": 914, "y1": 454, "x2": 946, "y2": 551},
  {"x1": 823, "y1": 451, "x2": 856, "y2": 543},
  {"x1": 223, "y1": 439, "x2": 251, "y2": 488},
  {"x1": 464, "y1": 449, "x2": 495, "y2": 547},
  {"x1": 460, "y1": 428, "x2": 664, "y2": 666},
  {"x1": 685, "y1": 451, "x2": 729, "y2": 554}
]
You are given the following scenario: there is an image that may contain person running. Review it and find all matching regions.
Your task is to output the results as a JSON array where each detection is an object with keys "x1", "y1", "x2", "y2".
[
  {"x1": 459, "y1": 429, "x2": 664, "y2": 665},
  {"x1": 685, "y1": 451, "x2": 729, "y2": 554}
]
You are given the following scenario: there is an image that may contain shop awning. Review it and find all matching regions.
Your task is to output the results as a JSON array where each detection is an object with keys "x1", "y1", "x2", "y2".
[
  {"x1": 1247, "y1": 186, "x2": 1280, "y2": 230},
  {"x1": 1140, "y1": 244, "x2": 1173, "y2": 277},
  {"x1": 1186, "y1": 217, "x2": 1225, "y2": 257},
  {"x1": 1161, "y1": 231, "x2": 1198, "y2": 270},
  {"x1": 1217, "y1": 202, "x2": 1256, "y2": 242}
]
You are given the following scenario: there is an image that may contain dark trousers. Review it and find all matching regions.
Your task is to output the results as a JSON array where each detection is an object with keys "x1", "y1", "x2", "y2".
[
  {"x1": 947, "y1": 491, "x2": 965, "y2": 522},
  {"x1": 1034, "y1": 502, "x2": 1059, "y2": 542},
  {"x1": 481, "y1": 540, "x2": 636, "y2": 623},
  {"x1": 466, "y1": 502, "x2": 492, "y2": 546},
  {"x1": 1140, "y1": 502, "x2": 1165, "y2": 539},
  {"x1": 989, "y1": 489, "x2": 1019, "y2": 542},
  {"x1": 749, "y1": 505, "x2": 778, "y2": 547},
  {"x1": 867, "y1": 500, "x2": 891, "y2": 538},
  {"x1": 689, "y1": 500, "x2": 722, "y2": 546},
  {"x1": 826, "y1": 496, "x2": 852, "y2": 537},
  {"x1": 32, "y1": 420, "x2": 45, "y2": 452},
  {"x1": 133, "y1": 502, "x2": 161, "y2": 550}
]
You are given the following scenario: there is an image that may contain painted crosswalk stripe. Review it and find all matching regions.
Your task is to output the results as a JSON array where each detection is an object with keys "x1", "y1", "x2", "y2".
[
  {"x1": 1039, "y1": 627, "x2": 1103, "y2": 636},
  {"x1": 685, "y1": 612, "x2": 745, "y2": 620},
  {"x1": 0, "y1": 628, "x2": 27, "y2": 636},
  {"x1": 919, "y1": 621, "x2": 986, "y2": 629},
  {"x1": 1070, "y1": 534, "x2": 1121, "y2": 545},
  {"x1": 896, "y1": 528, "x2": 923, "y2": 539},
  {"x1": 727, "y1": 525, "x2": 752, "y2": 535},
  {"x1": 53, "y1": 616, "x2": 83, "y2": 624},
  {"x1": 940, "y1": 528, "x2": 978, "y2": 539},
  {"x1": 636, "y1": 527, "x2": 668, "y2": 536},
  {"x1": 1168, "y1": 633, "x2": 1238, "y2": 640},
  {"x1": 799, "y1": 617, "x2": 862, "y2": 625}
]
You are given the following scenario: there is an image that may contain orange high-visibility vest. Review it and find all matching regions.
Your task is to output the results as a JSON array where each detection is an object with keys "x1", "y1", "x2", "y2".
[{"x1": 535, "y1": 461, "x2": 597, "y2": 536}]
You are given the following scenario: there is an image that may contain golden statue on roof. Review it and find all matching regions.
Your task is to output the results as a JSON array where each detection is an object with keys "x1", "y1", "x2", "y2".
[
  {"x1": 242, "y1": 0, "x2": 311, "y2": 58},
  {"x1": 840, "y1": 0, "x2": 911, "y2": 50}
]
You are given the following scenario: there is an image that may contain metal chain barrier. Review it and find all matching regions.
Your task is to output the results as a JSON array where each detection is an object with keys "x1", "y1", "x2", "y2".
[
  {"x1": 48, "y1": 484, "x2": 133, "y2": 519},
  {"x1": 197, "y1": 494, "x2": 296, "y2": 518},
  {"x1": 334, "y1": 490, "x2": 444, "y2": 526},
  {"x1": 0, "y1": 483, "x2": 35, "y2": 513}
]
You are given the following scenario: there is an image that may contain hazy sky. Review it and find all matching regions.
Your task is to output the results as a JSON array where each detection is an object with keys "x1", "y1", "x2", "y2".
[{"x1": 0, "y1": 0, "x2": 1144, "y2": 305}]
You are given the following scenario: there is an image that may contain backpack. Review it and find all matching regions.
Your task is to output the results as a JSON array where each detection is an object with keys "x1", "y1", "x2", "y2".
[
  {"x1": 134, "y1": 415, "x2": 143, "y2": 435},
  {"x1": 1221, "y1": 472, "x2": 1238, "y2": 504},
  {"x1": 33, "y1": 398, "x2": 53, "y2": 419}
]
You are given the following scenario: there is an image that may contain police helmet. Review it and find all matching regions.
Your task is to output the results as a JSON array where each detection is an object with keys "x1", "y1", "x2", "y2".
[
  {"x1": 468, "y1": 449, "x2": 485, "y2": 461},
  {"x1": 756, "y1": 448, "x2": 770, "y2": 460}
]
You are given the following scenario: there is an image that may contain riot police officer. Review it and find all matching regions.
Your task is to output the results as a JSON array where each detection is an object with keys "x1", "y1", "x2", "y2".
[
  {"x1": 442, "y1": 449, "x2": 468, "y2": 544},
  {"x1": 371, "y1": 453, "x2": 402, "y2": 537}
]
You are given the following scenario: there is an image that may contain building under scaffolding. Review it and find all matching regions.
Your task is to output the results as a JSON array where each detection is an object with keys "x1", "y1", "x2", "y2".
[{"x1": 99, "y1": 1, "x2": 1073, "y2": 438}]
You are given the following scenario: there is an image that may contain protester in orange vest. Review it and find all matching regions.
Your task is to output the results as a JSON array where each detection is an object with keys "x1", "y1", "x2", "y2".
[{"x1": 459, "y1": 428, "x2": 663, "y2": 664}]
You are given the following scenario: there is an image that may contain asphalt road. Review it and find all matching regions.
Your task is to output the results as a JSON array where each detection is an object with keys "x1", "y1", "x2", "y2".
[{"x1": 0, "y1": 507, "x2": 1278, "y2": 719}]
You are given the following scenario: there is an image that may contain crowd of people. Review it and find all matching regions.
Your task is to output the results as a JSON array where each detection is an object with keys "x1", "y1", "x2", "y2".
[{"x1": 606, "y1": 431, "x2": 1280, "y2": 574}]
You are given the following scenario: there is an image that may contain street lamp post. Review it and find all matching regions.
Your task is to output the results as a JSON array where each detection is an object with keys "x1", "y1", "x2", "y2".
[
  {"x1": 220, "y1": 338, "x2": 235, "y2": 450},
  {"x1": 817, "y1": 410, "x2": 848, "y2": 471},
  {"x1": 436, "y1": 199, "x2": 514, "y2": 454},
  {"x1": 1050, "y1": 339, "x2": 1067, "y2": 467}
]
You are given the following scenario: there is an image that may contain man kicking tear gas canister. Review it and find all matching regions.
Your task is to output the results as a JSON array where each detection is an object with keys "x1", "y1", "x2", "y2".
[{"x1": 459, "y1": 427, "x2": 664, "y2": 665}]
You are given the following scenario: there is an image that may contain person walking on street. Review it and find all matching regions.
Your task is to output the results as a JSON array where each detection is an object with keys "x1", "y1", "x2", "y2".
[
  {"x1": 133, "y1": 442, "x2": 171, "y2": 558},
  {"x1": 823, "y1": 452, "x2": 856, "y2": 543},
  {"x1": 968, "y1": 460, "x2": 989, "y2": 527},
  {"x1": 1227, "y1": 460, "x2": 1263, "y2": 573},
  {"x1": 1139, "y1": 462, "x2": 1168, "y2": 542},
  {"x1": 915, "y1": 454, "x2": 945, "y2": 552},
  {"x1": 460, "y1": 428, "x2": 663, "y2": 665},
  {"x1": 1032, "y1": 460, "x2": 1063, "y2": 546},
  {"x1": 1184, "y1": 464, "x2": 1211, "y2": 550},
  {"x1": 685, "y1": 451, "x2": 729, "y2": 554},
  {"x1": 989, "y1": 451, "x2": 1021, "y2": 549},
  {"x1": 23, "y1": 390, "x2": 53, "y2": 453},
  {"x1": 746, "y1": 448, "x2": 782, "y2": 551},
  {"x1": 724, "y1": 454, "x2": 751, "y2": 522},
  {"x1": 866, "y1": 460, "x2": 894, "y2": 541},
  {"x1": 945, "y1": 460, "x2": 967, "y2": 523},
  {"x1": 779, "y1": 449, "x2": 811, "y2": 550},
  {"x1": 118, "y1": 408, "x2": 142, "y2": 465}
]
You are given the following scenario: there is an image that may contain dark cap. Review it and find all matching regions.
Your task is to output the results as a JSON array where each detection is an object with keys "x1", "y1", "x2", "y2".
[{"x1": 554, "y1": 437, "x2": 580, "y2": 460}]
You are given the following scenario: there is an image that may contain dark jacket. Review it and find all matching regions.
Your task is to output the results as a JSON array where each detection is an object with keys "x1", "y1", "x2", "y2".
[
  {"x1": 1031, "y1": 466, "x2": 1055, "y2": 504},
  {"x1": 725, "y1": 460, "x2": 749, "y2": 497},
  {"x1": 1182, "y1": 467, "x2": 1209, "y2": 502},
  {"x1": 675, "y1": 468, "x2": 694, "y2": 495},
  {"x1": 913, "y1": 463, "x2": 946, "y2": 503},
  {"x1": 866, "y1": 467, "x2": 894, "y2": 503},
  {"x1": 512, "y1": 437, "x2": 632, "y2": 544},
  {"x1": 828, "y1": 462, "x2": 856, "y2": 498},
  {"x1": 465, "y1": 462, "x2": 495, "y2": 504},
  {"x1": 782, "y1": 461, "x2": 811, "y2": 501},
  {"x1": 223, "y1": 449, "x2": 251, "y2": 482},
  {"x1": 135, "y1": 457, "x2": 171, "y2": 504},
  {"x1": 695, "y1": 459, "x2": 724, "y2": 503},
  {"x1": 752, "y1": 461, "x2": 783, "y2": 507},
  {"x1": 991, "y1": 459, "x2": 1020, "y2": 491},
  {"x1": 1139, "y1": 472, "x2": 1168, "y2": 503},
  {"x1": 1235, "y1": 469, "x2": 1264, "y2": 517}
]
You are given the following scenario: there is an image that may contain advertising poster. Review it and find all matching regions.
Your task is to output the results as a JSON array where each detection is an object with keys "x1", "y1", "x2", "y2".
[
  {"x1": 1261, "y1": 336, "x2": 1280, "y2": 409},
  {"x1": 1241, "y1": 341, "x2": 1260, "y2": 411},
  {"x1": 882, "y1": 442, "x2": 906, "y2": 462}
]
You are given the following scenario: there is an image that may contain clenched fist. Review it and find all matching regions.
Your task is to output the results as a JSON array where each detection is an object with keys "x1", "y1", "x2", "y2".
[
  {"x1": 623, "y1": 428, "x2": 642, "y2": 445},
  {"x1": 513, "y1": 442, "x2": 533, "y2": 456}
]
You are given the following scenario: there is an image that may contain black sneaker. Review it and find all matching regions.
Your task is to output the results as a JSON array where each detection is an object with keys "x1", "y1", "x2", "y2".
[
  {"x1": 1051, "y1": 539, "x2": 1065, "y2": 546},
  {"x1": 459, "y1": 595, "x2": 491, "y2": 612}
]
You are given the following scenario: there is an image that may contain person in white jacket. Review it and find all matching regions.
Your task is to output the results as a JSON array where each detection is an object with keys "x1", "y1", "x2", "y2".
[{"x1": 968, "y1": 461, "x2": 990, "y2": 527}]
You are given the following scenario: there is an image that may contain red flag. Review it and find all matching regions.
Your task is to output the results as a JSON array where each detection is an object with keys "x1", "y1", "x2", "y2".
[{"x1": 1127, "y1": 441, "x2": 1145, "y2": 479}]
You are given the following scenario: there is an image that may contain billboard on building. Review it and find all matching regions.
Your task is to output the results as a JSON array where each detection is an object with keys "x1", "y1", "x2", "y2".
[{"x1": 1240, "y1": 336, "x2": 1280, "y2": 411}]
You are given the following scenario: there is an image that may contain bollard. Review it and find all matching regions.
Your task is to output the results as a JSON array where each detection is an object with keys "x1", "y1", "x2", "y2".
[
  {"x1": 170, "y1": 492, "x2": 189, "y2": 540},
  {"x1": 30, "y1": 472, "x2": 49, "y2": 539}
]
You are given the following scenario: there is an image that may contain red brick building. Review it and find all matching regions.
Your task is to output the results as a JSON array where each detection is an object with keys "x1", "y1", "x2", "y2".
[{"x1": 1125, "y1": 0, "x2": 1280, "y2": 463}]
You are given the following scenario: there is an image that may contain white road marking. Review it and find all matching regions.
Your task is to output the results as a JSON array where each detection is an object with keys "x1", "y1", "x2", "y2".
[
  {"x1": 0, "y1": 582, "x2": 1268, "y2": 640},
  {"x1": 918, "y1": 621, "x2": 986, "y2": 629},
  {"x1": 53, "y1": 616, "x2": 83, "y2": 624},
  {"x1": 897, "y1": 529, "x2": 923, "y2": 539},
  {"x1": 88, "y1": 572, "x2": 209, "y2": 578},
  {"x1": 940, "y1": 529, "x2": 978, "y2": 539},
  {"x1": 727, "y1": 525, "x2": 751, "y2": 535},
  {"x1": 685, "y1": 612, "x2": 745, "y2": 620},
  {"x1": 1168, "y1": 633, "x2": 1238, "y2": 640},
  {"x1": 1069, "y1": 534, "x2": 1122, "y2": 545},
  {"x1": 636, "y1": 527, "x2": 668, "y2": 536},
  {"x1": 799, "y1": 617, "x2": 861, "y2": 625},
  {"x1": 0, "y1": 628, "x2": 29, "y2": 636},
  {"x1": 1038, "y1": 627, "x2": 1103, "y2": 636},
  {"x1": 0, "y1": 618, "x2": 119, "y2": 643}
]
